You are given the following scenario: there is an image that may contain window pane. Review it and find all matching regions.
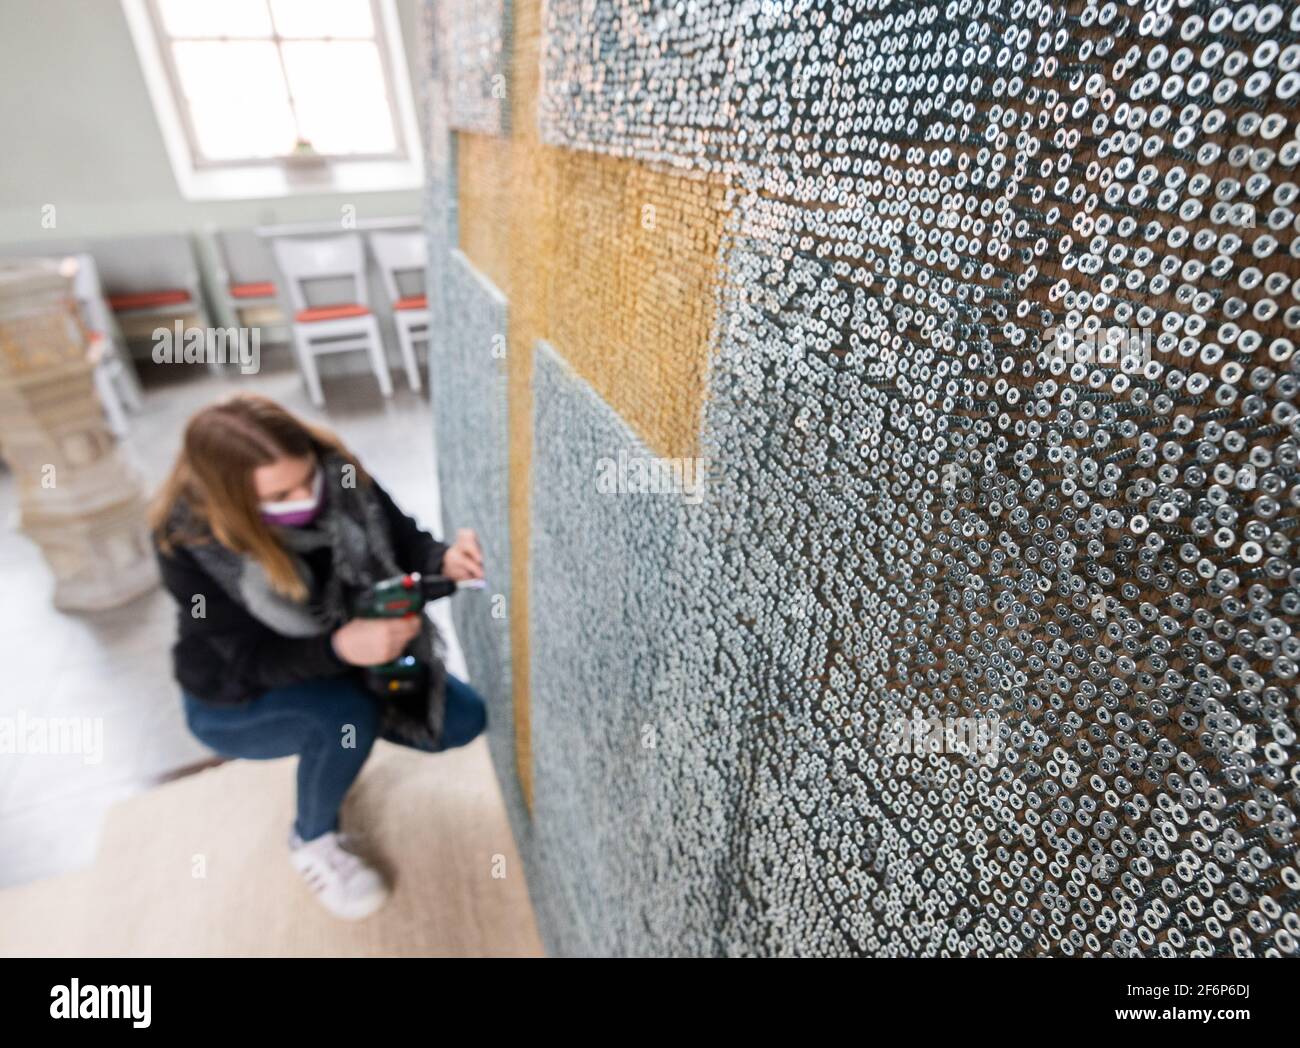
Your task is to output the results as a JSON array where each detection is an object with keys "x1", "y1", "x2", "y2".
[
  {"x1": 156, "y1": 0, "x2": 272, "y2": 38},
  {"x1": 269, "y1": 0, "x2": 374, "y2": 38},
  {"x1": 281, "y1": 42, "x2": 395, "y2": 155},
  {"x1": 172, "y1": 42, "x2": 296, "y2": 159}
]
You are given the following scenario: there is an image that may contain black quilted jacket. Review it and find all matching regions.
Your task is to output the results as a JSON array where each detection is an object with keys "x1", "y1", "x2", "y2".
[{"x1": 155, "y1": 479, "x2": 449, "y2": 706}]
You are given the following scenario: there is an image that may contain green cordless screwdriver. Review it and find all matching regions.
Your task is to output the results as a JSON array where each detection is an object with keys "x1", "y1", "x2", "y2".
[{"x1": 353, "y1": 571, "x2": 483, "y2": 697}]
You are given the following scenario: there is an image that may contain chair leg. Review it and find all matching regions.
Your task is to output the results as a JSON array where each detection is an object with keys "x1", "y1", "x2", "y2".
[
  {"x1": 113, "y1": 364, "x2": 143, "y2": 412},
  {"x1": 93, "y1": 365, "x2": 130, "y2": 437},
  {"x1": 397, "y1": 317, "x2": 422, "y2": 392},
  {"x1": 366, "y1": 317, "x2": 393, "y2": 398},
  {"x1": 201, "y1": 322, "x2": 226, "y2": 376},
  {"x1": 107, "y1": 342, "x2": 144, "y2": 410},
  {"x1": 292, "y1": 327, "x2": 325, "y2": 407}
]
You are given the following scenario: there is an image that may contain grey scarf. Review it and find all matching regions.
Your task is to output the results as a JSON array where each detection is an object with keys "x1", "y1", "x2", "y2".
[{"x1": 177, "y1": 451, "x2": 447, "y2": 748}]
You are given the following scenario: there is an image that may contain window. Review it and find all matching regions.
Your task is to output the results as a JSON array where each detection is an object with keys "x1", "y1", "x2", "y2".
[{"x1": 123, "y1": 0, "x2": 422, "y2": 199}]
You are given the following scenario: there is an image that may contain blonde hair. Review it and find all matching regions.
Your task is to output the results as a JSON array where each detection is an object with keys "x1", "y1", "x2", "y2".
[{"x1": 151, "y1": 394, "x2": 367, "y2": 601}]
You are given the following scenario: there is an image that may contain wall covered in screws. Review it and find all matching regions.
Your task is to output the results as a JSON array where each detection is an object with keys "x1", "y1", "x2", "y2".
[
  {"x1": 434, "y1": 250, "x2": 517, "y2": 820},
  {"x1": 423, "y1": 0, "x2": 1300, "y2": 956}
]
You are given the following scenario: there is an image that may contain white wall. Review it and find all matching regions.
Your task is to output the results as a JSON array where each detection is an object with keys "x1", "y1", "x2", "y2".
[{"x1": 0, "y1": 0, "x2": 425, "y2": 243}]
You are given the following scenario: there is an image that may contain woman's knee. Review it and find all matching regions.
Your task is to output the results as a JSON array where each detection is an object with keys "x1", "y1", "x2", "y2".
[
  {"x1": 304, "y1": 676, "x2": 383, "y2": 748},
  {"x1": 440, "y1": 676, "x2": 487, "y2": 749},
  {"x1": 256, "y1": 675, "x2": 382, "y2": 755}
]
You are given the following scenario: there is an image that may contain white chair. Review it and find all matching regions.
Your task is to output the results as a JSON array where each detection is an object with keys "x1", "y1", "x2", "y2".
[
  {"x1": 270, "y1": 234, "x2": 392, "y2": 407},
  {"x1": 209, "y1": 227, "x2": 287, "y2": 339},
  {"x1": 367, "y1": 229, "x2": 427, "y2": 393},
  {"x1": 64, "y1": 254, "x2": 142, "y2": 437},
  {"x1": 93, "y1": 234, "x2": 217, "y2": 374}
]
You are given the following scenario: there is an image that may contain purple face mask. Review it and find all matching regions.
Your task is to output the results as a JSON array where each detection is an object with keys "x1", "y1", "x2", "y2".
[{"x1": 259, "y1": 466, "x2": 325, "y2": 527}]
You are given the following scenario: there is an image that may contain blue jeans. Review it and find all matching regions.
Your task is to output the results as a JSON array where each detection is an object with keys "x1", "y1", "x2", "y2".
[{"x1": 182, "y1": 673, "x2": 487, "y2": 842}]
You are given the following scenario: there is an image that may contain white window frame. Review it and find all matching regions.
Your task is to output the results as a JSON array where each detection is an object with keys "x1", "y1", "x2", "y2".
[{"x1": 122, "y1": 0, "x2": 423, "y2": 200}]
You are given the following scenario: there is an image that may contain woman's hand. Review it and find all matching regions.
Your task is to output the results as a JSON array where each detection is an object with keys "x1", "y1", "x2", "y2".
[
  {"x1": 331, "y1": 615, "x2": 422, "y2": 666},
  {"x1": 442, "y1": 528, "x2": 485, "y2": 582}
]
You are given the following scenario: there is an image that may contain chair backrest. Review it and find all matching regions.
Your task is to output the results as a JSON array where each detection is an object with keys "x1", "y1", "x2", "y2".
[
  {"x1": 214, "y1": 228, "x2": 278, "y2": 288},
  {"x1": 367, "y1": 229, "x2": 426, "y2": 304},
  {"x1": 270, "y1": 234, "x2": 368, "y2": 312},
  {"x1": 91, "y1": 234, "x2": 200, "y2": 295}
]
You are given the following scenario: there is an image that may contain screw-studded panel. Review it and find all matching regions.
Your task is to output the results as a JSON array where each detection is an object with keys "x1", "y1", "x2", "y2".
[
  {"x1": 433, "y1": 0, "x2": 1300, "y2": 956},
  {"x1": 436, "y1": 0, "x2": 509, "y2": 135},
  {"x1": 434, "y1": 252, "x2": 516, "y2": 820}
]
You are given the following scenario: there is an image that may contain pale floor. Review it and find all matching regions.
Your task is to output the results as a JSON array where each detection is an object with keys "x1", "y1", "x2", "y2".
[{"x1": 0, "y1": 345, "x2": 468, "y2": 889}]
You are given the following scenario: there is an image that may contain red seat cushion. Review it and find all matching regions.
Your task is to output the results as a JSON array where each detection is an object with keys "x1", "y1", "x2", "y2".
[
  {"x1": 393, "y1": 294, "x2": 428, "y2": 311},
  {"x1": 107, "y1": 289, "x2": 191, "y2": 311},
  {"x1": 295, "y1": 304, "x2": 370, "y2": 323},
  {"x1": 230, "y1": 281, "x2": 276, "y2": 299}
]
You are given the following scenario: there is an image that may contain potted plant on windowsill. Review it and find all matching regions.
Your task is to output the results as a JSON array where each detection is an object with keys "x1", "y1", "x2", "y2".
[{"x1": 280, "y1": 138, "x2": 327, "y2": 169}]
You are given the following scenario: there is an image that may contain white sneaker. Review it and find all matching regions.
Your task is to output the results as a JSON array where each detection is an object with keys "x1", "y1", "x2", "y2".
[{"x1": 288, "y1": 829, "x2": 390, "y2": 920}]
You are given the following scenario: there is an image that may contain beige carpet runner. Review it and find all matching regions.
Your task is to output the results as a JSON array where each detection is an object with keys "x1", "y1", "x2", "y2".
[{"x1": 0, "y1": 737, "x2": 543, "y2": 956}]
